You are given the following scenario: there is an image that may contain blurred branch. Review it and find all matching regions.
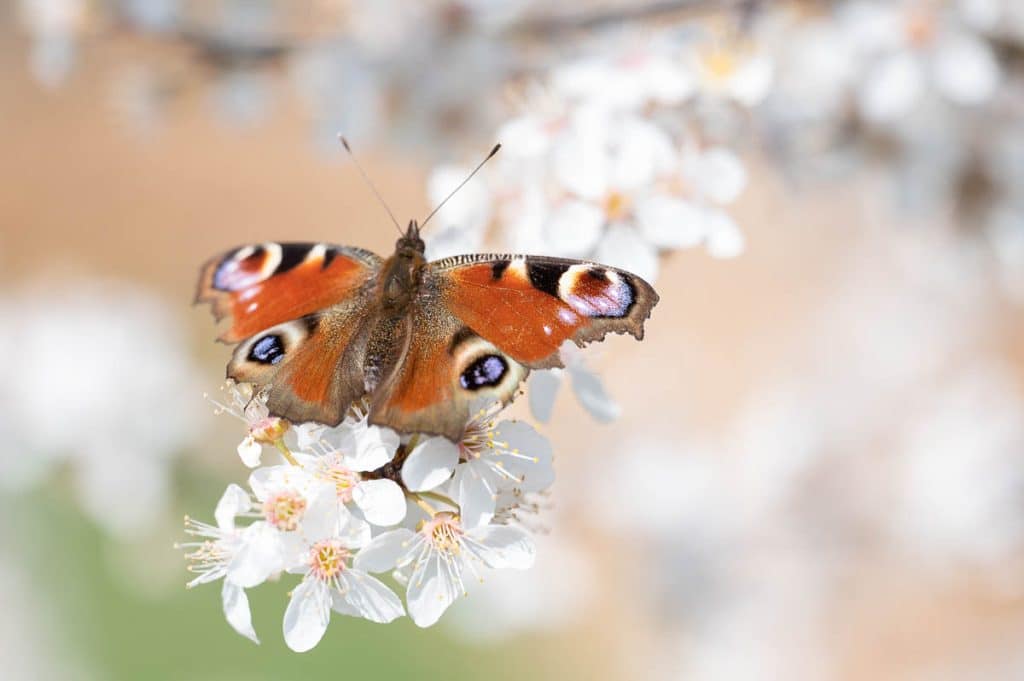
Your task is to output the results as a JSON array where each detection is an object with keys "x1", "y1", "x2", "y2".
[{"x1": 510, "y1": 0, "x2": 762, "y2": 36}]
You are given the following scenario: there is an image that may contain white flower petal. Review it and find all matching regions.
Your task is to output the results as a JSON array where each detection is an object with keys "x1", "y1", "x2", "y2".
[
  {"x1": 283, "y1": 578, "x2": 331, "y2": 653},
  {"x1": 468, "y1": 524, "x2": 536, "y2": 570},
  {"x1": 728, "y1": 54, "x2": 774, "y2": 106},
  {"x1": 402, "y1": 437, "x2": 459, "y2": 491},
  {"x1": 406, "y1": 553, "x2": 459, "y2": 627},
  {"x1": 353, "y1": 528, "x2": 416, "y2": 573},
  {"x1": 221, "y1": 581, "x2": 259, "y2": 644},
  {"x1": 300, "y1": 487, "x2": 343, "y2": 542},
  {"x1": 611, "y1": 118, "x2": 676, "y2": 190},
  {"x1": 246, "y1": 466, "x2": 275, "y2": 501},
  {"x1": 544, "y1": 199, "x2": 604, "y2": 257},
  {"x1": 332, "y1": 569, "x2": 405, "y2": 623},
  {"x1": 594, "y1": 225, "x2": 660, "y2": 284},
  {"x1": 214, "y1": 483, "x2": 251, "y2": 532},
  {"x1": 236, "y1": 436, "x2": 263, "y2": 468},
  {"x1": 247, "y1": 464, "x2": 312, "y2": 502},
  {"x1": 353, "y1": 478, "x2": 407, "y2": 526},
  {"x1": 337, "y1": 507, "x2": 373, "y2": 549},
  {"x1": 278, "y1": 531, "x2": 312, "y2": 571},
  {"x1": 959, "y1": 0, "x2": 1000, "y2": 32},
  {"x1": 840, "y1": 2, "x2": 904, "y2": 53},
  {"x1": 491, "y1": 420, "x2": 556, "y2": 493},
  {"x1": 634, "y1": 195, "x2": 705, "y2": 250},
  {"x1": 693, "y1": 148, "x2": 748, "y2": 204},
  {"x1": 704, "y1": 212, "x2": 746, "y2": 259},
  {"x1": 496, "y1": 114, "x2": 552, "y2": 158},
  {"x1": 284, "y1": 422, "x2": 324, "y2": 453},
  {"x1": 932, "y1": 34, "x2": 1000, "y2": 106},
  {"x1": 316, "y1": 420, "x2": 358, "y2": 452},
  {"x1": 455, "y1": 462, "x2": 497, "y2": 529},
  {"x1": 527, "y1": 369, "x2": 562, "y2": 423},
  {"x1": 227, "y1": 522, "x2": 282, "y2": 588},
  {"x1": 551, "y1": 58, "x2": 612, "y2": 102},
  {"x1": 568, "y1": 365, "x2": 622, "y2": 424},
  {"x1": 647, "y1": 56, "x2": 695, "y2": 105},
  {"x1": 859, "y1": 52, "x2": 924, "y2": 123},
  {"x1": 348, "y1": 424, "x2": 401, "y2": 472},
  {"x1": 552, "y1": 108, "x2": 612, "y2": 199}
]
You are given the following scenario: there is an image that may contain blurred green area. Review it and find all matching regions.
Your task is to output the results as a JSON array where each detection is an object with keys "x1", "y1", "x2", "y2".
[{"x1": 12, "y1": 461, "x2": 541, "y2": 681}]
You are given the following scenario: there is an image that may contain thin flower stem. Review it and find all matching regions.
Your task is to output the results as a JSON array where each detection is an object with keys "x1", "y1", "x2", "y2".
[
  {"x1": 419, "y1": 490, "x2": 458, "y2": 510},
  {"x1": 408, "y1": 493, "x2": 438, "y2": 518},
  {"x1": 274, "y1": 439, "x2": 299, "y2": 466}
]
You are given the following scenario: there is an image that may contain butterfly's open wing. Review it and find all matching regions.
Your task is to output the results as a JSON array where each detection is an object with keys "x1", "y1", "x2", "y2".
[
  {"x1": 367, "y1": 292, "x2": 528, "y2": 441},
  {"x1": 435, "y1": 254, "x2": 658, "y2": 367},
  {"x1": 367, "y1": 254, "x2": 657, "y2": 439},
  {"x1": 197, "y1": 242, "x2": 382, "y2": 342},
  {"x1": 196, "y1": 242, "x2": 382, "y2": 425}
]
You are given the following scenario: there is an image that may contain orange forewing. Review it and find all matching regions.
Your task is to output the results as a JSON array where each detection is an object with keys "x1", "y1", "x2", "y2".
[
  {"x1": 196, "y1": 245, "x2": 378, "y2": 343},
  {"x1": 444, "y1": 263, "x2": 585, "y2": 365}
]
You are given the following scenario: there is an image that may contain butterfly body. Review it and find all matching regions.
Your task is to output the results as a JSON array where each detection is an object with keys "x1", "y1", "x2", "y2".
[{"x1": 197, "y1": 221, "x2": 658, "y2": 441}]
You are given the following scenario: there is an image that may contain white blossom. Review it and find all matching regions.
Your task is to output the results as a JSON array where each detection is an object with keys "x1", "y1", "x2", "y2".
[
  {"x1": 282, "y1": 490, "x2": 404, "y2": 652},
  {"x1": 17, "y1": 0, "x2": 85, "y2": 88},
  {"x1": 689, "y1": 38, "x2": 775, "y2": 107},
  {"x1": 450, "y1": 404, "x2": 554, "y2": 527},
  {"x1": 178, "y1": 484, "x2": 283, "y2": 643},
  {"x1": 266, "y1": 411, "x2": 407, "y2": 530},
  {"x1": 840, "y1": 0, "x2": 1001, "y2": 124},
  {"x1": 208, "y1": 383, "x2": 289, "y2": 469},
  {"x1": 398, "y1": 401, "x2": 554, "y2": 527},
  {"x1": 551, "y1": 46, "x2": 695, "y2": 111},
  {"x1": 355, "y1": 511, "x2": 535, "y2": 627},
  {"x1": 894, "y1": 364, "x2": 1024, "y2": 565}
]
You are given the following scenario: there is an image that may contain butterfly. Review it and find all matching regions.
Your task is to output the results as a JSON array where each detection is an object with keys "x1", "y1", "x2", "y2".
[
  {"x1": 195, "y1": 219, "x2": 658, "y2": 441},
  {"x1": 196, "y1": 139, "x2": 659, "y2": 441}
]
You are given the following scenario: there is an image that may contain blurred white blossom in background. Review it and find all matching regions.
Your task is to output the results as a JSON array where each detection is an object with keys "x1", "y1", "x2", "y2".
[
  {"x1": 566, "y1": 221, "x2": 1024, "y2": 677},
  {"x1": 17, "y1": 0, "x2": 87, "y2": 89},
  {"x1": 19, "y1": 0, "x2": 1022, "y2": 285},
  {"x1": 0, "y1": 279, "x2": 206, "y2": 538},
  {"x1": 894, "y1": 362, "x2": 1024, "y2": 568}
]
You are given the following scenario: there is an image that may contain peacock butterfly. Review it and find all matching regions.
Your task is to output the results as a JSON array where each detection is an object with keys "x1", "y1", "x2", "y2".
[{"x1": 195, "y1": 147, "x2": 659, "y2": 441}]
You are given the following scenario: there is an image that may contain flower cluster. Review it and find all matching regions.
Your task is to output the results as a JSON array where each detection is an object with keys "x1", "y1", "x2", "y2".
[
  {"x1": 180, "y1": 384, "x2": 552, "y2": 650},
  {"x1": 427, "y1": 35, "x2": 754, "y2": 286}
]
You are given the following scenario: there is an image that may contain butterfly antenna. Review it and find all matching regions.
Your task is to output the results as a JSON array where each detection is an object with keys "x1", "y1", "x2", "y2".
[
  {"x1": 338, "y1": 135, "x2": 403, "y2": 236},
  {"x1": 419, "y1": 143, "x2": 501, "y2": 231}
]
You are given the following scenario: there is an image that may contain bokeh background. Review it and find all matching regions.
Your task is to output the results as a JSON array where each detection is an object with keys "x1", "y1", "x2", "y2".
[{"x1": 3, "y1": 1, "x2": 1024, "y2": 679}]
